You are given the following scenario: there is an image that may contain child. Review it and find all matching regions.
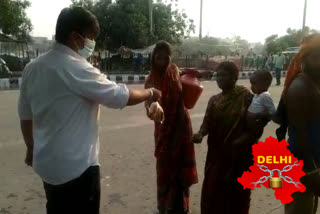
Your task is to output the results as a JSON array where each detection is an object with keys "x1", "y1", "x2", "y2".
[{"x1": 247, "y1": 69, "x2": 276, "y2": 138}]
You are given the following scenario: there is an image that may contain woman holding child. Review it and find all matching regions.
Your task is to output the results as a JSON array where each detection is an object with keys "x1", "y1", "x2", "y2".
[{"x1": 193, "y1": 62, "x2": 267, "y2": 214}]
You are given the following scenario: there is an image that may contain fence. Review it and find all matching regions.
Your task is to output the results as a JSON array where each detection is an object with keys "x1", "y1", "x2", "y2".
[
  {"x1": 98, "y1": 55, "x2": 271, "y2": 74},
  {"x1": 2, "y1": 52, "x2": 280, "y2": 76}
]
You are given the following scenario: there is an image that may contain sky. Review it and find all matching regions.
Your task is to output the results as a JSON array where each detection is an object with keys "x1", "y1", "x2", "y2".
[{"x1": 26, "y1": 0, "x2": 320, "y2": 43}]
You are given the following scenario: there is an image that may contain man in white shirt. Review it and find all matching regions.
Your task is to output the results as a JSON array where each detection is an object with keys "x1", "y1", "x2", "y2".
[{"x1": 18, "y1": 7, "x2": 160, "y2": 214}]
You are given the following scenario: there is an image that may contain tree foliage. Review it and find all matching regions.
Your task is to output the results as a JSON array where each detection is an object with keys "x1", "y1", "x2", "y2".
[
  {"x1": 265, "y1": 27, "x2": 319, "y2": 54},
  {"x1": 0, "y1": 0, "x2": 33, "y2": 41},
  {"x1": 252, "y1": 42, "x2": 264, "y2": 55},
  {"x1": 71, "y1": 0, "x2": 195, "y2": 51},
  {"x1": 176, "y1": 36, "x2": 250, "y2": 57}
]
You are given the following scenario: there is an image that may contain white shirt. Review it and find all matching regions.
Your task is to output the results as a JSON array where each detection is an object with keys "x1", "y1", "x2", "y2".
[
  {"x1": 18, "y1": 43, "x2": 129, "y2": 185},
  {"x1": 248, "y1": 91, "x2": 276, "y2": 115}
]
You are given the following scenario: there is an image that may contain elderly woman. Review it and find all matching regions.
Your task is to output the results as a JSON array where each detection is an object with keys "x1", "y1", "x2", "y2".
[
  {"x1": 145, "y1": 41, "x2": 198, "y2": 214},
  {"x1": 193, "y1": 62, "x2": 260, "y2": 214}
]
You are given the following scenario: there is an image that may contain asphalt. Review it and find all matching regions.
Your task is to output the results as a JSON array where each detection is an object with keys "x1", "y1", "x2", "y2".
[{"x1": 0, "y1": 78, "x2": 315, "y2": 214}]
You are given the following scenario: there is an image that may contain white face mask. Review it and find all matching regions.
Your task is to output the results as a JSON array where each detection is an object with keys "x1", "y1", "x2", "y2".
[{"x1": 77, "y1": 34, "x2": 96, "y2": 59}]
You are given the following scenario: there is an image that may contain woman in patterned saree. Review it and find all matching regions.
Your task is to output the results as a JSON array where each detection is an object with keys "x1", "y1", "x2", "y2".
[
  {"x1": 193, "y1": 61, "x2": 260, "y2": 214},
  {"x1": 145, "y1": 41, "x2": 198, "y2": 214}
]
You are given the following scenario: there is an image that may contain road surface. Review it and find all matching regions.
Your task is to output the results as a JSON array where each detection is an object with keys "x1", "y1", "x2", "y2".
[{"x1": 0, "y1": 78, "x2": 311, "y2": 214}]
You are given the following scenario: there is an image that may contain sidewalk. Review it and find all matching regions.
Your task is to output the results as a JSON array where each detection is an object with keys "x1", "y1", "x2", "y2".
[{"x1": 0, "y1": 70, "x2": 287, "y2": 90}]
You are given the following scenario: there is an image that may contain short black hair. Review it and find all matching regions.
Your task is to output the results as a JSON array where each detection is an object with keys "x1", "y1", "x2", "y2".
[
  {"x1": 253, "y1": 69, "x2": 273, "y2": 87},
  {"x1": 55, "y1": 7, "x2": 97, "y2": 44},
  {"x1": 216, "y1": 61, "x2": 239, "y2": 80}
]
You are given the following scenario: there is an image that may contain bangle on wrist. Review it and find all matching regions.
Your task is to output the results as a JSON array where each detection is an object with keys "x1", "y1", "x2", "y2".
[{"x1": 148, "y1": 89, "x2": 153, "y2": 100}]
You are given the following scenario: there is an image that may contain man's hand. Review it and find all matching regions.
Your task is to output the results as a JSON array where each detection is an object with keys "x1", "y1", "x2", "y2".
[
  {"x1": 127, "y1": 88, "x2": 161, "y2": 106},
  {"x1": 25, "y1": 148, "x2": 33, "y2": 167},
  {"x1": 145, "y1": 88, "x2": 161, "y2": 107},
  {"x1": 20, "y1": 120, "x2": 34, "y2": 167},
  {"x1": 146, "y1": 106, "x2": 156, "y2": 120},
  {"x1": 150, "y1": 88, "x2": 161, "y2": 102},
  {"x1": 192, "y1": 132, "x2": 203, "y2": 144},
  {"x1": 145, "y1": 102, "x2": 165, "y2": 123}
]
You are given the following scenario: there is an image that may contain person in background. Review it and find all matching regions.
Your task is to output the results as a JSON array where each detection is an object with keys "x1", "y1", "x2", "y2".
[
  {"x1": 92, "y1": 56, "x2": 100, "y2": 69},
  {"x1": 285, "y1": 35, "x2": 320, "y2": 214},
  {"x1": 145, "y1": 41, "x2": 198, "y2": 214},
  {"x1": 135, "y1": 53, "x2": 143, "y2": 72},
  {"x1": 273, "y1": 52, "x2": 286, "y2": 85},
  {"x1": 265, "y1": 54, "x2": 273, "y2": 70},
  {"x1": 192, "y1": 62, "x2": 260, "y2": 214},
  {"x1": 270, "y1": 54, "x2": 275, "y2": 71},
  {"x1": 249, "y1": 53, "x2": 256, "y2": 71},
  {"x1": 254, "y1": 54, "x2": 259, "y2": 71},
  {"x1": 18, "y1": 7, "x2": 161, "y2": 214},
  {"x1": 262, "y1": 55, "x2": 268, "y2": 69}
]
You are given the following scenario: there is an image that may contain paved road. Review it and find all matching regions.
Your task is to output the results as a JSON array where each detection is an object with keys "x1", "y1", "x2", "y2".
[{"x1": 0, "y1": 78, "x2": 313, "y2": 214}]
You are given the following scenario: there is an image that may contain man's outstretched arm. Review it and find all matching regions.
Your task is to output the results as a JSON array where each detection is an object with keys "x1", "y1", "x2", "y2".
[{"x1": 127, "y1": 88, "x2": 161, "y2": 106}]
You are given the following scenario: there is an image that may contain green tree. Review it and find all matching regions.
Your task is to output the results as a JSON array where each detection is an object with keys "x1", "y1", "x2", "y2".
[
  {"x1": 70, "y1": 0, "x2": 95, "y2": 10},
  {"x1": 265, "y1": 34, "x2": 280, "y2": 54},
  {"x1": 175, "y1": 36, "x2": 249, "y2": 57},
  {"x1": 0, "y1": 0, "x2": 33, "y2": 41},
  {"x1": 252, "y1": 42, "x2": 264, "y2": 55},
  {"x1": 102, "y1": 1, "x2": 151, "y2": 50},
  {"x1": 71, "y1": 0, "x2": 195, "y2": 51},
  {"x1": 152, "y1": 2, "x2": 194, "y2": 45},
  {"x1": 264, "y1": 27, "x2": 319, "y2": 54},
  {"x1": 231, "y1": 36, "x2": 249, "y2": 53}
]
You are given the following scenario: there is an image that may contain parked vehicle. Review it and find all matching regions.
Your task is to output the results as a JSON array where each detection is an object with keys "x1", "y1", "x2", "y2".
[{"x1": 282, "y1": 47, "x2": 300, "y2": 55}]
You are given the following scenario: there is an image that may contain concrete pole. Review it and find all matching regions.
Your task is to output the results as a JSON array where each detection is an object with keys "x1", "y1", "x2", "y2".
[
  {"x1": 149, "y1": 0, "x2": 153, "y2": 34},
  {"x1": 199, "y1": 0, "x2": 203, "y2": 39},
  {"x1": 302, "y1": 0, "x2": 307, "y2": 29}
]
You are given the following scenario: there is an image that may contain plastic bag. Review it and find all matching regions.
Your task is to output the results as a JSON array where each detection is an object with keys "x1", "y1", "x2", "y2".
[{"x1": 148, "y1": 102, "x2": 164, "y2": 123}]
